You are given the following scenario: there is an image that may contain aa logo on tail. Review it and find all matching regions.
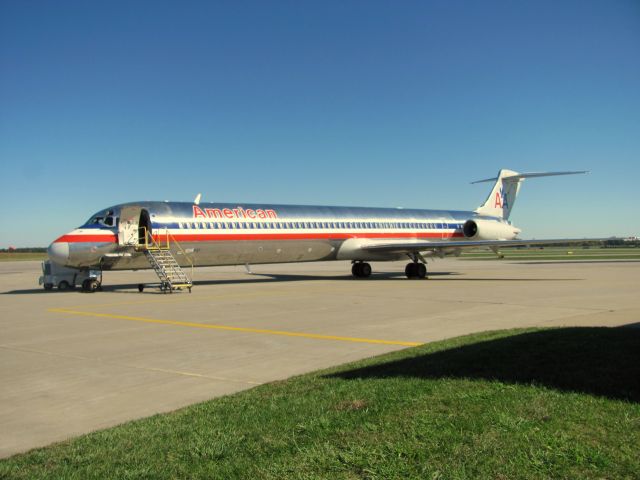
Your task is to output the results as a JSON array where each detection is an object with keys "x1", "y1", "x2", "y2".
[{"x1": 494, "y1": 186, "x2": 509, "y2": 209}]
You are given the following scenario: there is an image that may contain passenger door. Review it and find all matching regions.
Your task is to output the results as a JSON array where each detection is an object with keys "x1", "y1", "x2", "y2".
[{"x1": 118, "y1": 206, "x2": 141, "y2": 246}]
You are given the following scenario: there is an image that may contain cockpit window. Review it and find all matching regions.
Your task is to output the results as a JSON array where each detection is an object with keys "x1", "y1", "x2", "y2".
[{"x1": 83, "y1": 209, "x2": 117, "y2": 228}]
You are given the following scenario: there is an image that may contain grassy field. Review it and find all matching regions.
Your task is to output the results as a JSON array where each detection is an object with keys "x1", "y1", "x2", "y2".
[
  {"x1": 1, "y1": 327, "x2": 639, "y2": 479},
  {"x1": 0, "y1": 252, "x2": 47, "y2": 262},
  {"x1": 461, "y1": 246, "x2": 640, "y2": 261}
]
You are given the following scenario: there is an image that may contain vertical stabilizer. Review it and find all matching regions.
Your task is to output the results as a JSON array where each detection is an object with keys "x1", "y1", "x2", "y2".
[
  {"x1": 474, "y1": 169, "x2": 521, "y2": 219},
  {"x1": 472, "y1": 169, "x2": 588, "y2": 220}
]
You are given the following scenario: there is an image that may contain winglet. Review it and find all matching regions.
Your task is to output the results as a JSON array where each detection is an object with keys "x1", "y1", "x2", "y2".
[{"x1": 194, "y1": 193, "x2": 202, "y2": 205}]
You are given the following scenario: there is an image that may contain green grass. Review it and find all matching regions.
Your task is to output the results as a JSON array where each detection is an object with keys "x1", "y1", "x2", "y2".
[
  {"x1": 0, "y1": 252, "x2": 47, "y2": 262},
  {"x1": 2, "y1": 327, "x2": 639, "y2": 479}
]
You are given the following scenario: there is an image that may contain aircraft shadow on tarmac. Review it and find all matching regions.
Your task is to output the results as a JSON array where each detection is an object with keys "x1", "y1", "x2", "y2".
[
  {"x1": 511, "y1": 259, "x2": 640, "y2": 265},
  {"x1": 3, "y1": 271, "x2": 584, "y2": 295},
  {"x1": 328, "y1": 327, "x2": 640, "y2": 403}
]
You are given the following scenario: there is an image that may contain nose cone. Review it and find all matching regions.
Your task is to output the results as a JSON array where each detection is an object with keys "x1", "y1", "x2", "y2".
[{"x1": 48, "y1": 241, "x2": 69, "y2": 266}]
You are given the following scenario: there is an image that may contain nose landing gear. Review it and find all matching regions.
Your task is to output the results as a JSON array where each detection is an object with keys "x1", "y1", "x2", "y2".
[{"x1": 81, "y1": 278, "x2": 102, "y2": 293}]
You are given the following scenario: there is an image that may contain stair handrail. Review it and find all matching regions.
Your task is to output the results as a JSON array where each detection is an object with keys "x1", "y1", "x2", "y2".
[
  {"x1": 139, "y1": 226, "x2": 164, "y2": 250},
  {"x1": 139, "y1": 226, "x2": 194, "y2": 282},
  {"x1": 161, "y1": 228, "x2": 194, "y2": 281}
]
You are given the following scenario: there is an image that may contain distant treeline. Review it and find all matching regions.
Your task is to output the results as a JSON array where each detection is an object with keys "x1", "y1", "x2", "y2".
[
  {"x1": 520, "y1": 240, "x2": 638, "y2": 248},
  {"x1": 1, "y1": 247, "x2": 47, "y2": 253},
  {"x1": 603, "y1": 239, "x2": 640, "y2": 247}
]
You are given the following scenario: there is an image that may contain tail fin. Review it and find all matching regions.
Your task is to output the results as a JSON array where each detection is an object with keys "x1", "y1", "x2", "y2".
[{"x1": 472, "y1": 169, "x2": 588, "y2": 219}]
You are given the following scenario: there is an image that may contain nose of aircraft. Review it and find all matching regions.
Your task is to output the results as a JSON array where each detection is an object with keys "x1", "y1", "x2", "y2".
[{"x1": 48, "y1": 241, "x2": 69, "y2": 266}]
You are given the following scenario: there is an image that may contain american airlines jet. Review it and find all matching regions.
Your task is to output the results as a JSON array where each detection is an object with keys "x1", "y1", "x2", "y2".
[{"x1": 46, "y1": 169, "x2": 597, "y2": 292}]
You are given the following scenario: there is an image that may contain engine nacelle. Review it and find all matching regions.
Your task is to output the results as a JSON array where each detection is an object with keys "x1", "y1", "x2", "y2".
[{"x1": 463, "y1": 219, "x2": 520, "y2": 240}]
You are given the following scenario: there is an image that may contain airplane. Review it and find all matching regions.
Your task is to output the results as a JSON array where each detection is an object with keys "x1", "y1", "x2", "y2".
[{"x1": 46, "y1": 169, "x2": 601, "y2": 292}]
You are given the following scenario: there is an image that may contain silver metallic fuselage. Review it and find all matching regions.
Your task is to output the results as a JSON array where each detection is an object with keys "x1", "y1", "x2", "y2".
[{"x1": 48, "y1": 201, "x2": 505, "y2": 270}]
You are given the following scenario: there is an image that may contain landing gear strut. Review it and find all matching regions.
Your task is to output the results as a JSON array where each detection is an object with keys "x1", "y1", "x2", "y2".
[{"x1": 351, "y1": 261, "x2": 372, "y2": 278}]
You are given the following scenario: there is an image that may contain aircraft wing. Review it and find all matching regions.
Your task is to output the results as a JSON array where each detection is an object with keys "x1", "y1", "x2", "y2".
[{"x1": 360, "y1": 238, "x2": 610, "y2": 254}]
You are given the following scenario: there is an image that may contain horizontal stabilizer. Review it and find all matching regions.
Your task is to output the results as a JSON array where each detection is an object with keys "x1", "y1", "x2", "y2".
[
  {"x1": 473, "y1": 169, "x2": 588, "y2": 219},
  {"x1": 471, "y1": 170, "x2": 588, "y2": 184}
]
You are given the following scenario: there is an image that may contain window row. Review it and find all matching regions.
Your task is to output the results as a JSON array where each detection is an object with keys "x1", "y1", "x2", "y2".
[{"x1": 177, "y1": 221, "x2": 463, "y2": 231}]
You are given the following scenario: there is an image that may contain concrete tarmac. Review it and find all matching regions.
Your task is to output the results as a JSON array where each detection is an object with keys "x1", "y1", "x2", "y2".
[{"x1": 1, "y1": 258, "x2": 638, "y2": 458}]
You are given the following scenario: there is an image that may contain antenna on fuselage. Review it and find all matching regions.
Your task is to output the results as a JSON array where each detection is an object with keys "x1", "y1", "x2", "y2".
[{"x1": 194, "y1": 193, "x2": 202, "y2": 205}]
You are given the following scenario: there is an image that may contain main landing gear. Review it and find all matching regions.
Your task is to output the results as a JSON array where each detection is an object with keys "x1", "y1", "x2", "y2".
[
  {"x1": 351, "y1": 261, "x2": 372, "y2": 278},
  {"x1": 405, "y1": 262, "x2": 427, "y2": 279},
  {"x1": 405, "y1": 253, "x2": 428, "y2": 279},
  {"x1": 351, "y1": 259, "x2": 427, "y2": 279}
]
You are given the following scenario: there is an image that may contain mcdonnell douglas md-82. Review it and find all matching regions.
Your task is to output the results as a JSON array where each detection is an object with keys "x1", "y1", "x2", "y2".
[{"x1": 45, "y1": 169, "x2": 599, "y2": 292}]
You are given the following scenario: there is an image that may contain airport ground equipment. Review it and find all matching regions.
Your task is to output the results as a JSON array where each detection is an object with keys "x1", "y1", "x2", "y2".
[
  {"x1": 137, "y1": 228, "x2": 193, "y2": 293},
  {"x1": 39, "y1": 260, "x2": 102, "y2": 291}
]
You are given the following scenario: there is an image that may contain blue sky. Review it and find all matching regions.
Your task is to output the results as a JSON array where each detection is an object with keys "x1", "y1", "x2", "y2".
[{"x1": 1, "y1": 0, "x2": 638, "y2": 247}]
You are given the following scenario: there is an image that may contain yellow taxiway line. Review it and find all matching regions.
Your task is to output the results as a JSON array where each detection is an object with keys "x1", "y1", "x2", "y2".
[{"x1": 48, "y1": 307, "x2": 423, "y2": 347}]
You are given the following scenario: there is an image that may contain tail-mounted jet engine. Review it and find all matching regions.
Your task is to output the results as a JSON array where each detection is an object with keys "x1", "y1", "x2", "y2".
[{"x1": 463, "y1": 219, "x2": 520, "y2": 241}]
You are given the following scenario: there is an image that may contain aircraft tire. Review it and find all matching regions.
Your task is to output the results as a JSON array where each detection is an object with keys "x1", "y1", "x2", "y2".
[
  {"x1": 405, "y1": 263, "x2": 418, "y2": 279},
  {"x1": 351, "y1": 263, "x2": 361, "y2": 277},
  {"x1": 360, "y1": 262, "x2": 372, "y2": 277},
  {"x1": 82, "y1": 279, "x2": 100, "y2": 293},
  {"x1": 138, "y1": 284, "x2": 145, "y2": 292},
  {"x1": 352, "y1": 262, "x2": 372, "y2": 278},
  {"x1": 417, "y1": 263, "x2": 427, "y2": 279}
]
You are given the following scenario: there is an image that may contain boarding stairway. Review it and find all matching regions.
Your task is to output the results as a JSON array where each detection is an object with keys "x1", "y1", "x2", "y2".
[{"x1": 138, "y1": 228, "x2": 193, "y2": 293}]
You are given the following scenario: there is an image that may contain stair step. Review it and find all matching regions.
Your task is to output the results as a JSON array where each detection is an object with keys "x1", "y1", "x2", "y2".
[{"x1": 143, "y1": 248, "x2": 192, "y2": 291}]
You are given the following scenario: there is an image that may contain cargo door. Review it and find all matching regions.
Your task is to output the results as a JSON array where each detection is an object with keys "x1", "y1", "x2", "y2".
[{"x1": 118, "y1": 206, "x2": 142, "y2": 246}]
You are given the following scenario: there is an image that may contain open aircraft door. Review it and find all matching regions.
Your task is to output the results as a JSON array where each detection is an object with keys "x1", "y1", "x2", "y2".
[{"x1": 118, "y1": 206, "x2": 142, "y2": 246}]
